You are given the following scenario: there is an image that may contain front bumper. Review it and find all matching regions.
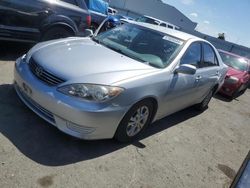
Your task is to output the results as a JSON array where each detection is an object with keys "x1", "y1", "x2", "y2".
[
  {"x1": 14, "y1": 57, "x2": 129, "y2": 140},
  {"x1": 219, "y1": 82, "x2": 241, "y2": 96}
]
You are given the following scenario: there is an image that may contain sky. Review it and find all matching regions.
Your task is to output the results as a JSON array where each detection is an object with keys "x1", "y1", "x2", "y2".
[{"x1": 162, "y1": 0, "x2": 250, "y2": 48}]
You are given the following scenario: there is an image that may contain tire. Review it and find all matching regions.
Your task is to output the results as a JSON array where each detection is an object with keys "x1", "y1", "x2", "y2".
[
  {"x1": 115, "y1": 100, "x2": 154, "y2": 142},
  {"x1": 41, "y1": 27, "x2": 73, "y2": 41},
  {"x1": 232, "y1": 84, "x2": 247, "y2": 99},
  {"x1": 195, "y1": 89, "x2": 213, "y2": 111}
]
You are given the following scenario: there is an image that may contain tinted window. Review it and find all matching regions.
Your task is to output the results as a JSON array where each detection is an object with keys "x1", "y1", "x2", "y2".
[
  {"x1": 168, "y1": 25, "x2": 174, "y2": 29},
  {"x1": 60, "y1": 0, "x2": 78, "y2": 6},
  {"x1": 202, "y1": 43, "x2": 218, "y2": 67},
  {"x1": 160, "y1": 23, "x2": 167, "y2": 27},
  {"x1": 180, "y1": 42, "x2": 201, "y2": 68}
]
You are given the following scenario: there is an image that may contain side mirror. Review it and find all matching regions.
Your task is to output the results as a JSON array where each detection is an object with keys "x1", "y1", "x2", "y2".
[
  {"x1": 84, "y1": 29, "x2": 94, "y2": 37},
  {"x1": 175, "y1": 64, "x2": 197, "y2": 75}
]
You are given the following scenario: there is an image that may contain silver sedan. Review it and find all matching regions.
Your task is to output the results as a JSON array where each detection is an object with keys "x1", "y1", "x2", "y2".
[{"x1": 14, "y1": 22, "x2": 227, "y2": 142}]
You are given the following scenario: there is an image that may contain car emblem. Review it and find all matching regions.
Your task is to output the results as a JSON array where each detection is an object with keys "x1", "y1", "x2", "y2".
[{"x1": 35, "y1": 66, "x2": 43, "y2": 77}]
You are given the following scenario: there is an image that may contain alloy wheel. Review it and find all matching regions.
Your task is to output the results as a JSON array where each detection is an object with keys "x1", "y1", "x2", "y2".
[{"x1": 126, "y1": 106, "x2": 149, "y2": 137}]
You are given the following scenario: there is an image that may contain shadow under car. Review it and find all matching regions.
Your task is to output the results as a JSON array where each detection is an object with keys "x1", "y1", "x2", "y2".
[{"x1": 0, "y1": 84, "x2": 202, "y2": 166}]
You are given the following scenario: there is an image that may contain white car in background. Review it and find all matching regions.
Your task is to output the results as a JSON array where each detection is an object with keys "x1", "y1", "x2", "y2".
[{"x1": 136, "y1": 15, "x2": 180, "y2": 30}]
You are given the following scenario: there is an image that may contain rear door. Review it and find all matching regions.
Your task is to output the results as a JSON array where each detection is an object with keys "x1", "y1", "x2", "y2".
[
  {"x1": 0, "y1": 0, "x2": 47, "y2": 42},
  {"x1": 196, "y1": 42, "x2": 221, "y2": 101}
]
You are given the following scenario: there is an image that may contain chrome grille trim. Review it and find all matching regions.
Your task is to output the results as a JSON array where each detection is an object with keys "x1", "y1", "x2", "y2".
[{"x1": 29, "y1": 57, "x2": 65, "y2": 86}]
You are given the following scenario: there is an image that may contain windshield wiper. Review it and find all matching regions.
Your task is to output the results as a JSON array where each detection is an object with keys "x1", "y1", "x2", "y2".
[
  {"x1": 103, "y1": 44, "x2": 129, "y2": 57},
  {"x1": 92, "y1": 37, "x2": 100, "y2": 44},
  {"x1": 107, "y1": 46, "x2": 146, "y2": 63},
  {"x1": 146, "y1": 62, "x2": 162, "y2": 68},
  {"x1": 101, "y1": 43, "x2": 162, "y2": 68}
]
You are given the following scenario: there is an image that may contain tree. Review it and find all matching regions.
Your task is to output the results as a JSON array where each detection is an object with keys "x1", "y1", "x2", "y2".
[{"x1": 218, "y1": 33, "x2": 225, "y2": 40}]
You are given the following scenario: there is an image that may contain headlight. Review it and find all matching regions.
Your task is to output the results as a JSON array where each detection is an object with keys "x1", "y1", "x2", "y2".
[
  {"x1": 26, "y1": 50, "x2": 33, "y2": 63},
  {"x1": 225, "y1": 76, "x2": 239, "y2": 84},
  {"x1": 57, "y1": 84, "x2": 124, "y2": 102}
]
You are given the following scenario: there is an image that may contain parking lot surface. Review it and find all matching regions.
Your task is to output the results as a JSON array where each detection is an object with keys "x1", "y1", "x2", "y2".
[{"x1": 0, "y1": 42, "x2": 249, "y2": 188}]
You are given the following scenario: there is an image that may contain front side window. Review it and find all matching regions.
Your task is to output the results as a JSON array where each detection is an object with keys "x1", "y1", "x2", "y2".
[
  {"x1": 180, "y1": 42, "x2": 201, "y2": 68},
  {"x1": 202, "y1": 43, "x2": 218, "y2": 67},
  {"x1": 94, "y1": 24, "x2": 184, "y2": 68}
]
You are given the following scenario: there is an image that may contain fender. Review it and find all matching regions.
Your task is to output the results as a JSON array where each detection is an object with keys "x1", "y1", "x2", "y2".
[{"x1": 40, "y1": 14, "x2": 78, "y2": 34}]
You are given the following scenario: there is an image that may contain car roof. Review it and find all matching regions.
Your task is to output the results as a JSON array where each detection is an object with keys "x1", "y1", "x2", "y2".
[{"x1": 127, "y1": 20, "x2": 202, "y2": 41}]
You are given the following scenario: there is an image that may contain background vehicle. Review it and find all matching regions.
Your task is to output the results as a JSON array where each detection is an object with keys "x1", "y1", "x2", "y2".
[
  {"x1": 218, "y1": 50, "x2": 250, "y2": 98},
  {"x1": 136, "y1": 15, "x2": 180, "y2": 30},
  {"x1": 0, "y1": 0, "x2": 91, "y2": 42},
  {"x1": 14, "y1": 22, "x2": 227, "y2": 142},
  {"x1": 108, "y1": 7, "x2": 118, "y2": 15},
  {"x1": 83, "y1": 0, "x2": 109, "y2": 31},
  {"x1": 95, "y1": 15, "x2": 121, "y2": 33},
  {"x1": 113, "y1": 14, "x2": 134, "y2": 21},
  {"x1": 230, "y1": 151, "x2": 250, "y2": 188}
]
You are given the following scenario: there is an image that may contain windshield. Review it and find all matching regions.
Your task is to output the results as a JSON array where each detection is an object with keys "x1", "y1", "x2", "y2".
[
  {"x1": 93, "y1": 24, "x2": 184, "y2": 68},
  {"x1": 219, "y1": 52, "x2": 248, "y2": 72}
]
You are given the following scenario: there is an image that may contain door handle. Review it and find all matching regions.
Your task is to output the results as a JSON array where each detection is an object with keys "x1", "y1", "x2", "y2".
[
  {"x1": 215, "y1": 71, "x2": 221, "y2": 77},
  {"x1": 195, "y1": 75, "x2": 202, "y2": 81}
]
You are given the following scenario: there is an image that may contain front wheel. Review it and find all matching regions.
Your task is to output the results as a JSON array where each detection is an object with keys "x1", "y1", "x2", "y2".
[{"x1": 115, "y1": 100, "x2": 154, "y2": 142}]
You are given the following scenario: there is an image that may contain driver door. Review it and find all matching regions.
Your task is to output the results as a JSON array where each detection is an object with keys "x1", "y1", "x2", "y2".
[{"x1": 158, "y1": 42, "x2": 203, "y2": 117}]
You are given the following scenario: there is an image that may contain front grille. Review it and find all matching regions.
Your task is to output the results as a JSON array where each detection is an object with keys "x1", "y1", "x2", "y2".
[{"x1": 29, "y1": 57, "x2": 65, "y2": 86}]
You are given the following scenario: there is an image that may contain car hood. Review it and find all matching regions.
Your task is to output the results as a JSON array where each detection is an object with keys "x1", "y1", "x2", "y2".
[
  {"x1": 29, "y1": 38, "x2": 157, "y2": 85},
  {"x1": 226, "y1": 67, "x2": 246, "y2": 78}
]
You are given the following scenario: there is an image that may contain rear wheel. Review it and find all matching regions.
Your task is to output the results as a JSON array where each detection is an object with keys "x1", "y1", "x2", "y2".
[
  {"x1": 195, "y1": 89, "x2": 213, "y2": 111},
  {"x1": 115, "y1": 100, "x2": 154, "y2": 142},
  {"x1": 41, "y1": 27, "x2": 73, "y2": 41}
]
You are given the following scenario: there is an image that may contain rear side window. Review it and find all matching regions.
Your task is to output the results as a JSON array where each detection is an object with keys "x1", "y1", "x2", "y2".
[
  {"x1": 202, "y1": 43, "x2": 218, "y2": 67},
  {"x1": 168, "y1": 25, "x2": 174, "y2": 29},
  {"x1": 160, "y1": 23, "x2": 167, "y2": 27},
  {"x1": 180, "y1": 42, "x2": 202, "y2": 68}
]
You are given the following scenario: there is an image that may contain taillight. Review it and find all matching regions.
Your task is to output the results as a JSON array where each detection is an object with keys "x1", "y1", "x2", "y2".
[{"x1": 86, "y1": 15, "x2": 91, "y2": 27}]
